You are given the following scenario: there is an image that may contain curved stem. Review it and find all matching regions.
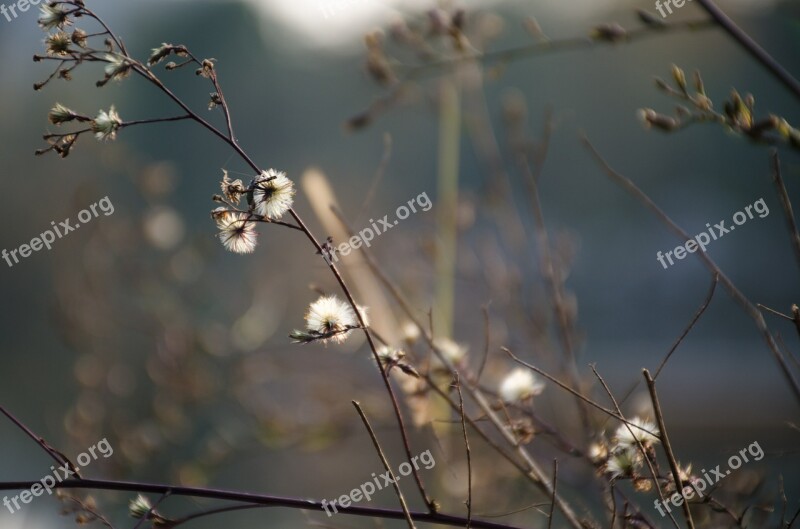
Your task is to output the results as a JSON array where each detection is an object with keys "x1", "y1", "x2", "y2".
[
  {"x1": 72, "y1": 3, "x2": 437, "y2": 510},
  {"x1": 0, "y1": 478, "x2": 518, "y2": 529}
]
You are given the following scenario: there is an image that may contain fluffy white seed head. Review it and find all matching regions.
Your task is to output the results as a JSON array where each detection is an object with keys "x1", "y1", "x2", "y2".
[
  {"x1": 614, "y1": 417, "x2": 660, "y2": 448},
  {"x1": 499, "y1": 368, "x2": 545, "y2": 403},
  {"x1": 605, "y1": 446, "x2": 641, "y2": 478},
  {"x1": 251, "y1": 169, "x2": 295, "y2": 219},
  {"x1": 305, "y1": 295, "x2": 358, "y2": 344},
  {"x1": 217, "y1": 211, "x2": 258, "y2": 254}
]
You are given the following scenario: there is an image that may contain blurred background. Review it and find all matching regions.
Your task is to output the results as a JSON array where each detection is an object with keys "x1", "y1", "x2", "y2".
[{"x1": 0, "y1": 0, "x2": 799, "y2": 527}]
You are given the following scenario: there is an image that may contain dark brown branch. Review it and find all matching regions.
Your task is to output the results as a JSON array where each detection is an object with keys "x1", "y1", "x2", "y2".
[
  {"x1": 695, "y1": 0, "x2": 800, "y2": 101},
  {"x1": 0, "y1": 478, "x2": 519, "y2": 529},
  {"x1": 643, "y1": 369, "x2": 695, "y2": 529},
  {"x1": 654, "y1": 274, "x2": 718, "y2": 380},
  {"x1": 352, "y1": 401, "x2": 416, "y2": 529},
  {"x1": 0, "y1": 404, "x2": 79, "y2": 476},
  {"x1": 769, "y1": 151, "x2": 800, "y2": 271},
  {"x1": 454, "y1": 376, "x2": 472, "y2": 529},
  {"x1": 582, "y1": 135, "x2": 800, "y2": 406},
  {"x1": 546, "y1": 460, "x2": 558, "y2": 529},
  {"x1": 590, "y1": 366, "x2": 680, "y2": 529}
]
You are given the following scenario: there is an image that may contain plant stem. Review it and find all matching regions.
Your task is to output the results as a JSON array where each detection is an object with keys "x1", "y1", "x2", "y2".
[
  {"x1": 0, "y1": 478, "x2": 516, "y2": 529},
  {"x1": 695, "y1": 0, "x2": 800, "y2": 102}
]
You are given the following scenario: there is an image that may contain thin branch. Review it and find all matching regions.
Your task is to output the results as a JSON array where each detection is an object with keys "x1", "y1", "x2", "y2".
[
  {"x1": 695, "y1": 0, "x2": 800, "y2": 101},
  {"x1": 590, "y1": 366, "x2": 680, "y2": 529},
  {"x1": 769, "y1": 150, "x2": 800, "y2": 271},
  {"x1": 352, "y1": 401, "x2": 417, "y2": 529},
  {"x1": 502, "y1": 347, "x2": 654, "y2": 434},
  {"x1": 609, "y1": 273, "x2": 719, "y2": 423},
  {"x1": 546, "y1": 460, "x2": 558, "y2": 529},
  {"x1": 454, "y1": 376, "x2": 472, "y2": 529},
  {"x1": 788, "y1": 507, "x2": 800, "y2": 529},
  {"x1": 582, "y1": 134, "x2": 800, "y2": 406},
  {"x1": 0, "y1": 478, "x2": 521, "y2": 529},
  {"x1": 516, "y1": 112, "x2": 590, "y2": 433},
  {"x1": 72, "y1": 6, "x2": 433, "y2": 512},
  {"x1": 476, "y1": 303, "x2": 491, "y2": 383},
  {"x1": 168, "y1": 504, "x2": 267, "y2": 528},
  {"x1": 757, "y1": 304, "x2": 794, "y2": 322},
  {"x1": 794, "y1": 305, "x2": 800, "y2": 344},
  {"x1": 0, "y1": 404, "x2": 79, "y2": 476},
  {"x1": 330, "y1": 206, "x2": 589, "y2": 529},
  {"x1": 352, "y1": 18, "x2": 715, "y2": 128},
  {"x1": 654, "y1": 273, "x2": 718, "y2": 380},
  {"x1": 609, "y1": 483, "x2": 617, "y2": 529},
  {"x1": 356, "y1": 132, "x2": 393, "y2": 224},
  {"x1": 122, "y1": 115, "x2": 192, "y2": 127},
  {"x1": 643, "y1": 369, "x2": 695, "y2": 529},
  {"x1": 475, "y1": 502, "x2": 550, "y2": 518}
]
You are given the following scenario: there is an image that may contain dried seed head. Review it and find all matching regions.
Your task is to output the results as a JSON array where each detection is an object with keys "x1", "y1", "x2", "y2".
[
  {"x1": 216, "y1": 211, "x2": 258, "y2": 254},
  {"x1": 38, "y1": 4, "x2": 72, "y2": 31},
  {"x1": 45, "y1": 31, "x2": 72, "y2": 56},
  {"x1": 71, "y1": 28, "x2": 88, "y2": 48},
  {"x1": 250, "y1": 169, "x2": 295, "y2": 219},
  {"x1": 49, "y1": 103, "x2": 76, "y2": 125},
  {"x1": 91, "y1": 106, "x2": 122, "y2": 141},
  {"x1": 305, "y1": 295, "x2": 358, "y2": 344}
]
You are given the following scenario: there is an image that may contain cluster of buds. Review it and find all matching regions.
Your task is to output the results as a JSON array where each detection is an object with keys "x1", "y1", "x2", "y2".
[
  {"x1": 36, "y1": 1, "x2": 229, "y2": 158},
  {"x1": 638, "y1": 65, "x2": 800, "y2": 150}
]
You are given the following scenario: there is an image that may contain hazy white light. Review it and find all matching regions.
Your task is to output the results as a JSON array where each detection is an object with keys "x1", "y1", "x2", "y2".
[
  {"x1": 244, "y1": 0, "x2": 500, "y2": 48},
  {"x1": 232, "y1": 0, "x2": 780, "y2": 49}
]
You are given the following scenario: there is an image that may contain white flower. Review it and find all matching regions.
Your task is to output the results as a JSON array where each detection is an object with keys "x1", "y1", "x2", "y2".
[
  {"x1": 92, "y1": 106, "x2": 122, "y2": 141},
  {"x1": 104, "y1": 53, "x2": 131, "y2": 81},
  {"x1": 38, "y1": 4, "x2": 70, "y2": 30},
  {"x1": 499, "y1": 368, "x2": 545, "y2": 403},
  {"x1": 251, "y1": 169, "x2": 294, "y2": 219},
  {"x1": 615, "y1": 417, "x2": 660, "y2": 448},
  {"x1": 217, "y1": 211, "x2": 258, "y2": 254},
  {"x1": 606, "y1": 447, "x2": 642, "y2": 478},
  {"x1": 305, "y1": 295, "x2": 358, "y2": 344}
]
